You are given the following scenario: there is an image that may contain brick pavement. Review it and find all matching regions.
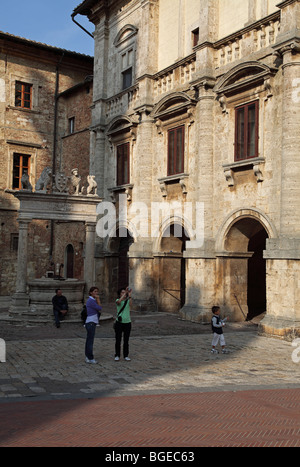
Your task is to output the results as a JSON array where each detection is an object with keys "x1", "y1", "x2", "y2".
[
  {"x1": 0, "y1": 389, "x2": 299, "y2": 447},
  {"x1": 0, "y1": 317, "x2": 300, "y2": 447}
]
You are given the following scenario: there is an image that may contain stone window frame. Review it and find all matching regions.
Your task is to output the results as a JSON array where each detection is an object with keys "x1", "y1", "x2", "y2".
[
  {"x1": 6, "y1": 142, "x2": 39, "y2": 190},
  {"x1": 214, "y1": 61, "x2": 278, "y2": 186},
  {"x1": 106, "y1": 115, "x2": 137, "y2": 201},
  {"x1": 114, "y1": 24, "x2": 138, "y2": 93},
  {"x1": 9, "y1": 73, "x2": 40, "y2": 112},
  {"x1": 15, "y1": 81, "x2": 32, "y2": 109},
  {"x1": 12, "y1": 152, "x2": 31, "y2": 190},
  {"x1": 234, "y1": 99, "x2": 259, "y2": 162},
  {"x1": 152, "y1": 92, "x2": 197, "y2": 197}
]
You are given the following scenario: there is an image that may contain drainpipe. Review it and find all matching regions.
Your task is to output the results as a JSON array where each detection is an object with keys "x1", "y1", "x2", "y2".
[
  {"x1": 50, "y1": 53, "x2": 64, "y2": 259},
  {"x1": 71, "y1": 12, "x2": 94, "y2": 39}
]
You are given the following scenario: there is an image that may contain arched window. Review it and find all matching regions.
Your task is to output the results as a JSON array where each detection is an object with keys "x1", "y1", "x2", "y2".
[{"x1": 114, "y1": 24, "x2": 138, "y2": 91}]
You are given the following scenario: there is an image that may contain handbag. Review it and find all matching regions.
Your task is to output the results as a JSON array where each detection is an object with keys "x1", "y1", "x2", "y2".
[{"x1": 113, "y1": 298, "x2": 128, "y2": 330}]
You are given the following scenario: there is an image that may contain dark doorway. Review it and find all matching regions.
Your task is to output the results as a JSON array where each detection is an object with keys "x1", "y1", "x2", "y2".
[
  {"x1": 66, "y1": 244, "x2": 74, "y2": 278},
  {"x1": 117, "y1": 228, "x2": 134, "y2": 290},
  {"x1": 160, "y1": 224, "x2": 190, "y2": 312},
  {"x1": 247, "y1": 229, "x2": 268, "y2": 320}
]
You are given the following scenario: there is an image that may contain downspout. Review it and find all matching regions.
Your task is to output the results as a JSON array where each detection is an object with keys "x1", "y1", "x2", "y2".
[
  {"x1": 72, "y1": 12, "x2": 94, "y2": 39},
  {"x1": 50, "y1": 53, "x2": 64, "y2": 260}
]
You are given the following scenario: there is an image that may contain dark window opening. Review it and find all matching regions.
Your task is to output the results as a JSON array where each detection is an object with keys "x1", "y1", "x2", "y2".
[
  {"x1": 235, "y1": 101, "x2": 259, "y2": 161},
  {"x1": 117, "y1": 142, "x2": 130, "y2": 186},
  {"x1": 168, "y1": 126, "x2": 185, "y2": 176}
]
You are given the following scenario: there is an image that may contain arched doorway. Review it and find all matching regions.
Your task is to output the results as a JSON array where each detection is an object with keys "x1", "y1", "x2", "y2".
[
  {"x1": 222, "y1": 217, "x2": 269, "y2": 321},
  {"x1": 159, "y1": 223, "x2": 190, "y2": 313}
]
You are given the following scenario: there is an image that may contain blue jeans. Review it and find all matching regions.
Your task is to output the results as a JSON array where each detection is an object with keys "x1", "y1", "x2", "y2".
[{"x1": 85, "y1": 322, "x2": 97, "y2": 360}]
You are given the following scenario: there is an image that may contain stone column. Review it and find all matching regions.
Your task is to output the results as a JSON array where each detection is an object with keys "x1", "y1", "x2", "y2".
[
  {"x1": 84, "y1": 222, "x2": 96, "y2": 296},
  {"x1": 180, "y1": 82, "x2": 216, "y2": 323},
  {"x1": 10, "y1": 219, "x2": 31, "y2": 315},
  {"x1": 280, "y1": 48, "x2": 300, "y2": 236}
]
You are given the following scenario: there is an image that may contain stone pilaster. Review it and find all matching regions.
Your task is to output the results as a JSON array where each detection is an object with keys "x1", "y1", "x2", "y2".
[
  {"x1": 10, "y1": 219, "x2": 31, "y2": 315},
  {"x1": 84, "y1": 222, "x2": 96, "y2": 296}
]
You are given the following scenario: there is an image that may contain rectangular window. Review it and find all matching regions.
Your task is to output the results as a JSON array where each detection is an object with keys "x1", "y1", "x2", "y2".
[
  {"x1": 121, "y1": 48, "x2": 133, "y2": 90},
  {"x1": 122, "y1": 68, "x2": 133, "y2": 90},
  {"x1": 117, "y1": 142, "x2": 130, "y2": 186},
  {"x1": 12, "y1": 153, "x2": 31, "y2": 189},
  {"x1": 192, "y1": 28, "x2": 199, "y2": 47},
  {"x1": 168, "y1": 126, "x2": 185, "y2": 176},
  {"x1": 69, "y1": 117, "x2": 75, "y2": 134},
  {"x1": 15, "y1": 81, "x2": 32, "y2": 109},
  {"x1": 11, "y1": 234, "x2": 19, "y2": 252},
  {"x1": 235, "y1": 101, "x2": 259, "y2": 161}
]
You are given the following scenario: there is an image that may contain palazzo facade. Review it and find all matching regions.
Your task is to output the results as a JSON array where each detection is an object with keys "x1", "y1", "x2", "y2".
[{"x1": 26, "y1": 0, "x2": 300, "y2": 337}]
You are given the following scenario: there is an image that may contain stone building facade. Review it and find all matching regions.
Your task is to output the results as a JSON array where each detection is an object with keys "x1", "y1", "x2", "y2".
[
  {"x1": 74, "y1": 0, "x2": 300, "y2": 339},
  {"x1": 0, "y1": 32, "x2": 93, "y2": 297},
  {"x1": 74, "y1": 0, "x2": 300, "y2": 336}
]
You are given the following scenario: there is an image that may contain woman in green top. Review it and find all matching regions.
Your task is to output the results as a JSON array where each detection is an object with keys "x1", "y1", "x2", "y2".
[{"x1": 114, "y1": 286, "x2": 132, "y2": 361}]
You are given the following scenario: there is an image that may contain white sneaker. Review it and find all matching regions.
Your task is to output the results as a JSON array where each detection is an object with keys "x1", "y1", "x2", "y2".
[
  {"x1": 124, "y1": 357, "x2": 131, "y2": 361},
  {"x1": 211, "y1": 349, "x2": 219, "y2": 354},
  {"x1": 85, "y1": 358, "x2": 98, "y2": 364},
  {"x1": 114, "y1": 356, "x2": 120, "y2": 361}
]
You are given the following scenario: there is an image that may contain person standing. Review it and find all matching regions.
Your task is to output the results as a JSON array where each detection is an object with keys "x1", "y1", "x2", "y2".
[
  {"x1": 114, "y1": 286, "x2": 132, "y2": 361},
  {"x1": 85, "y1": 286, "x2": 102, "y2": 364},
  {"x1": 211, "y1": 306, "x2": 229, "y2": 354},
  {"x1": 52, "y1": 289, "x2": 68, "y2": 328}
]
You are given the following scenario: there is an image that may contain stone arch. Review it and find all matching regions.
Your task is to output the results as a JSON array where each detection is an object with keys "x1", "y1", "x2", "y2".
[
  {"x1": 155, "y1": 216, "x2": 191, "y2": 313},
  {"x1": 106, "y1": 115, "x2": 135, "y2": 135},
  {"x1": 214, "y1": 61, "x2": 277, "y2": 95},
  {"x1": 152, "y1": 92, "x2": 197, "y2": 120},
  {"x1": 114, "y1": 24, "x2": 138, "y2": 47},
  {"x1": 216, "y1": 208, "x2": 278, "y2": 321},
  {"x1": 216, "y1": 207, "x2": 278, "y2": 253},
  {"x1": 104, "y1": 220, "x2": 137, "y2": 254}
]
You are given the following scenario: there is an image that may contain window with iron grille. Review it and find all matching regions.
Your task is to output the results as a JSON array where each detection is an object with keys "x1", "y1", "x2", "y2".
[{"x1": 15, "y1": 81, "x2": 32, "y2": 109}]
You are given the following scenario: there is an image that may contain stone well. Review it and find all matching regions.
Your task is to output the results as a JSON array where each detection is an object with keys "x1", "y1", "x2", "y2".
[{"x1": 28, "y1": 278, "x2": 85, "y2": 321}]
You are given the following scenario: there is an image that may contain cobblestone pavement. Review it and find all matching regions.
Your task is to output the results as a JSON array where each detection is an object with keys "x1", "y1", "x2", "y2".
[{"x1": 0, "y1": 311, "x2": 299, "y2": 447}]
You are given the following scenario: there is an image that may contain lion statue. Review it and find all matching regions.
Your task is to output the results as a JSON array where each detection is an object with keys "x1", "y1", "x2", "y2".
[
  {"x1": 87, "y1": 175, "x2": 97, "y2": 196},
  {"x1": 21, "y1": 173, "x2": 33, "y2": 191},
  {"x1": 35, "y1": 167, "x2": 52, "y2": 192},
  {"x1": 70, "y1": 168, "x2": 82, "y2": 195}
]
